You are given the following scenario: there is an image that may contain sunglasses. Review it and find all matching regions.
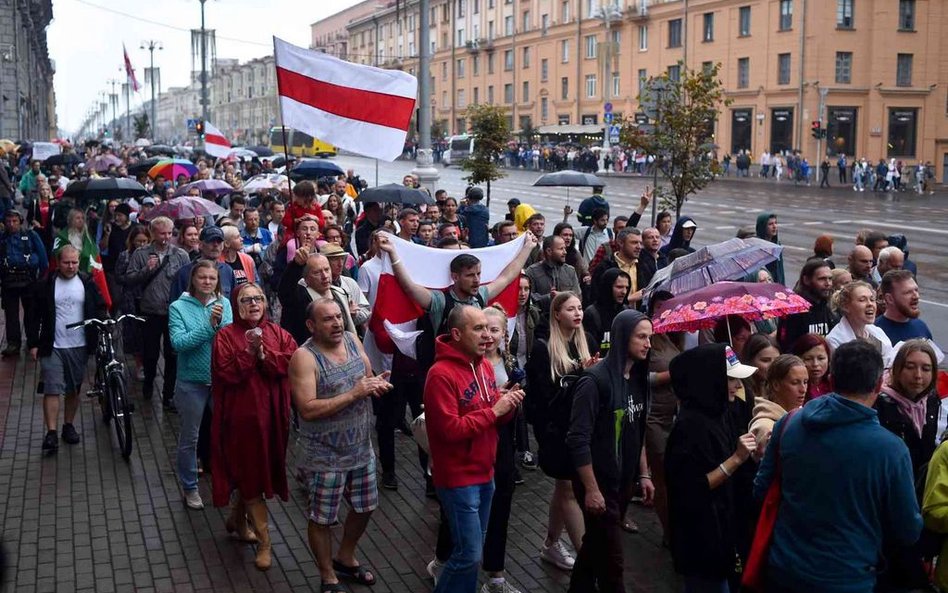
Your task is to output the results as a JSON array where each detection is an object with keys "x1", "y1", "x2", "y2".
[{"x1": 239, "y1": 295, "x2": 266, "y2": 304}]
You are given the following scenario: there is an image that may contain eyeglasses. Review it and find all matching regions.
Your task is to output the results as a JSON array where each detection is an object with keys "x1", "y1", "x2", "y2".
[{"x1": 239, "y1": 295, "x2": 266, "y2": 304}]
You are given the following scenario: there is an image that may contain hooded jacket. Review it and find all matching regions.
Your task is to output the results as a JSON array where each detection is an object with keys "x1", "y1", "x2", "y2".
[
  {"x1": 567, "y1": 310, "x2": 650, "y2": 494},
  {"x1": 776, "y1": 284, "x2": 838, "y2": 352},
  {"x1": 583, "y1": 268, "x2": 630, "y2": 352},
  {"x1": 755, "y1": 212, "x2": 786, "y2": 285},
  {"x1": 660, "y1": 216, "x2": 697, "y2": 256},
  {"x1": 923, "y1": 442, "x2": 948, "y2": 592},
  {"x1": 749, "y1": 397, "x2": 790, "y2": 451},
  {"x1": 665, "y1": 343, "x2": 742, "y2": 579},
  {"x1": 168, "y1": 292, "x2": 233, "y2": 384},
  {"x1": 754, "y1": 394, "x2": 923, "y2": 593},
  {"x1": 424, "y1": 334, "x2": 513, "y2": 489}
]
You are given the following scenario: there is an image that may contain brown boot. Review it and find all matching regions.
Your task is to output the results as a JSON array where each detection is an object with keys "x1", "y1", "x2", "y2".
[
  {"x1": 225, "y1": 496, "x2": 257, "y2": 543},
  {"x1": 247, "y1": 499, "x2": 271, "y2": 570}
]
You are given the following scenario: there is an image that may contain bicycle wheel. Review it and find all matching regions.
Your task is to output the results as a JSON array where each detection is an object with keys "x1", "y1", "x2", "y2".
[
  {"x1": 97, "y1": 365, "x2": 113, "y2": 423},
  {"x1": 108, "y1": 371, "x2": 134, "y2": 459}
]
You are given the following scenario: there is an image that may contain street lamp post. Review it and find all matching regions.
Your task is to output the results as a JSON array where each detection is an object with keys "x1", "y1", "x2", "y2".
[
  {"x1": 107, "y1": 78, "x2": 120, "y2": 138},
  {"x1": 141, "y1": 40, "x2": 163, "y2": 141},
  {"x1": 411, "y1": 0, "x2": 440, "y2": 187},
  {"x1": 199, "y1": 0, "x2": 209, "y2": 129},
  {"x1": 594, "y1": 2, "x2": 623, "y2": 174}
]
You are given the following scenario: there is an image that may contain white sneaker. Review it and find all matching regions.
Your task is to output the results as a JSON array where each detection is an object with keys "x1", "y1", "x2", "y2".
[
  {"x1": 540, "y1": 539, "x2": 575, "y2": 570},
  {"x1": 427, "y1": 559, "x2": 444, "y2": 585},
  {"x1": 481, "y1": 579, "x2": 523, "y2": 593},
  {"x1": 184, "y1": 490, "x2": 204, "y2": 510}
]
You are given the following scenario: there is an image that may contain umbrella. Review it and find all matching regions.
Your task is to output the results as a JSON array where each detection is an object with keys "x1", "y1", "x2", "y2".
[
  {"x1": 645, "y1": 237, "x2": 784, "y2": 297},
  {"x1": 243, "y1": 174, "x2": 292, "y2": 193},
  {"x1": 134, "y1": 138, "x2": 152, "y2": 147},
  {"x1": 174, "y1": 179, "x2": 235, "y2": 197},
  {"x1": 148, "y1": 158, "x2": 199, "y2": 180},
  {"x1": 0, "y1": 139, "x2": 17, "y2": 152},
  {"x1": 247, "y1": 145, "x2": 274, "y2": 157},
  {"x1": 127, "y1": 156, "x2": 164, "y2": 177},
  {"x1": 43, "y1": 153, "x2": 81, "y2": 167},
  {"x1": 652, "y1": 282, "x2": 811, "y2": 335},
  {"x1": 90, "y1": 153, "x2": 122, "y2": 172},
  {"x1": 288, "y1": 158, "x2": 344, "y2": 181},
  {"x1": 144, "y1": 144, "x2": 176, "y2": 157},
  {"x1": 62, "y1": 177, "x2": 150, "y2": 205},
  {"x1": 228, "y1": 148, "x2": 259, "y2": 161},
  {"x1": 533, "y1": 170, "x2": 606, "y2": 205},
  {"x1": 141, "y1": 195, "x2": 226, "y2": 222},
  {"x1": 358, "y1": 183, "x2": 434, "y2": 206}
]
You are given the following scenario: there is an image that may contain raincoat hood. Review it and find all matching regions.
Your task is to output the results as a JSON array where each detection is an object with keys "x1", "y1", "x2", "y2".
[
  {"x1": 587, "y1": 309, "x2": 651, "y2": 402},
  {"x1": 593, "y1": 268, "x2": 631, "y2": 328},
  {"x1": 230, "y1": 282, "x2": 269, "y2": 331},
  {"x1": 513, "y1": 203, "x2": 538, "y2": 234},
  {"x1": 670, "y1": 343, "x2": 729, "y2": 417},
  {"x1": 665, "y1": 216, "x2": 697, "y2": 252},
  {"x1": 755, "y1": 212, "x2": 779, "y2": 244},
  {"x1": 799, "y1": 392, "x2": 878, "y2": 432}
]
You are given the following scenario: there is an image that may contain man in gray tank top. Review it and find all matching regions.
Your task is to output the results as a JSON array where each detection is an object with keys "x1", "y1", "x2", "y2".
[{"x1": 288, "y1": 297, "x2": 393, "y2": 591}]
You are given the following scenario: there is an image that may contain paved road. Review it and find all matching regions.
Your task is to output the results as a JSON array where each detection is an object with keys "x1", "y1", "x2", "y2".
[{"x1": 344, "y1": 155, "x2": 948, "y2": 344}]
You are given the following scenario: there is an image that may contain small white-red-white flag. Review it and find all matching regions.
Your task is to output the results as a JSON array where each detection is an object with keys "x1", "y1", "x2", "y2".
[
  {"x1": 202, "y1": 122, "x2": 232, "y2": 159},
  {"x1": 273, "y1": 36, "x2": 418, "y2": 162},
  {"x1": 123, "y1": 44, "x2": 140, "y2": 92}
]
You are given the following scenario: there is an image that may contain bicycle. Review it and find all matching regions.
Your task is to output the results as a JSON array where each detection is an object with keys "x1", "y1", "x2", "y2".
[{"x1": 67, "y1": 314, "x2": 144, "y2": 459}]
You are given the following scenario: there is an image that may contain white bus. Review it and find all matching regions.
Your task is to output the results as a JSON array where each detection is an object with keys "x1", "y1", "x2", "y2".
[{"x1": 443, "y1": 134, "x2": 475, "y2": 167}]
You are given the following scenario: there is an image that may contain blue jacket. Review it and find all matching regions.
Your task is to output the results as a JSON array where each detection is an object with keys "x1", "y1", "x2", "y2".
[
  {"x1": 754, "y1": 394, "x2": 922, "y2": 593},
  {"x1": 0, "y1": 229, "x2": 48, "y2": 271},
  {"x1": 460, "y1": 202, "x2": 490, "y2": 248},
  {"x1": 168, "y1": 293, "x2": 232, "y2": 384}
]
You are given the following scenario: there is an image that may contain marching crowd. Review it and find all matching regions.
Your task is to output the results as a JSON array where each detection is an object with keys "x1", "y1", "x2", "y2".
[{"x1": 1, "y1": 140, "x2": 946, "y2": 593}]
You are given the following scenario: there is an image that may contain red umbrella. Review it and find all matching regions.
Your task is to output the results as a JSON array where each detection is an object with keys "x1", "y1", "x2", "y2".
[{"x1": 652, "y1": 281, "x2": 811, "y2": 335}]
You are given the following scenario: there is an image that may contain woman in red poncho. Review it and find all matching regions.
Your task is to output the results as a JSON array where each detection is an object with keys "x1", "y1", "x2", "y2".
[{"x1": 211, "y1": 282, "x2": 297, "y2": 571}]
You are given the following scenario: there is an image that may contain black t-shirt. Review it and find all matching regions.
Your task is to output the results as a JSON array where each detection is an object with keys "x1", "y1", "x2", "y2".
[{"x1": 228, "y1": 256, "x2": 249, "y2": 286}]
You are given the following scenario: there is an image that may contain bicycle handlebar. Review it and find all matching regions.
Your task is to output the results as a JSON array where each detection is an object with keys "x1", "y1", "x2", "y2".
[{"x1": 66, "y1": 314, "x2": 146, "y2": 330}]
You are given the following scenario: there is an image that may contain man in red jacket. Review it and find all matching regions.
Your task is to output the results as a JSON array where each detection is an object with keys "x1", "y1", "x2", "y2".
[{"x1": 424, "y1": 305, "x2": 524, "y2": 593}]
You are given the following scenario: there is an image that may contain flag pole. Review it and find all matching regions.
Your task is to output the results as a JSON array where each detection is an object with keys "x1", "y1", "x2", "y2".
[{"x1": 273, "y1": 37, "x2": 291, "y2": 175}]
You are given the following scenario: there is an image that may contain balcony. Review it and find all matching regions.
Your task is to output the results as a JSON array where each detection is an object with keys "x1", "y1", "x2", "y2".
[
  {"x1": 482, "y1": 38, "x2": 495, "y2": 52},
  {"x1": 627, "y1": 1, "x2": 649, "y2": 21},
  {"x1": 465, "y1": 39, "x2": 480, "y2": 53}
]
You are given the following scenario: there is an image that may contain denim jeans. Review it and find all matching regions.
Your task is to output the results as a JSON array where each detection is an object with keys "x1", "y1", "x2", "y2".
[
  {"x1": 174, "y1": 380, "x2": 211, "y2": 492},
  {"x1": 434, "y1": 481, "x2": 495, "y2": 593},
  {"x1": 683, "y1": 576, "x2": 731, "y2": 593}
]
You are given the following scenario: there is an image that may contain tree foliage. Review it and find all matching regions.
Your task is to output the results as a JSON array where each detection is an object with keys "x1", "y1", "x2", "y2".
[
  {"x1": 618, "y1": 62, "x2": 730, "y2": 218},
  {"x1": 461, "y1": 103, "x2": 509, "y2": 206},
  {"x1": 133, "y1": 113, "x2": 151, "y2": 140}
]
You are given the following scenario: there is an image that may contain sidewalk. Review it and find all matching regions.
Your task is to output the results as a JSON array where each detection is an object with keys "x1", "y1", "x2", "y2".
[{"x1": 0, "y1": 313, "x2": 680, "y2": 593}]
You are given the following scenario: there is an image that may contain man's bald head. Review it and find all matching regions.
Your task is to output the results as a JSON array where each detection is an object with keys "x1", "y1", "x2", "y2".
[
  {"x1": 304, "y1": 253, "x2": 332, "y2": 292},
  {"x1": 849, "y1": 245, "x2": 873, "y2": 278},
  {"x1": 447, "y1": 305, "x2": 491, "y2": 360}
]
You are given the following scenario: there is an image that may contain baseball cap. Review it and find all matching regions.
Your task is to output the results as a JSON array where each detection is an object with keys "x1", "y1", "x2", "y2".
[
  {"x1": 142, "y1": 197, "x2": 156, "y2": 206},
  {"x1": 725, "y1": 346, "x2": 757, "y2": 379},
  {"x1": 466, "y1": 187, "x2": 484, "y2": 201},
  {"x1": 681, "y1": 220, "x2": 697, "y2": 229},
  {"x1": 200, "y1": 226, "x2": 224, "y2": 243},
  {"x1": 320, "y1": 243, "x2": 347, "y2": 258}
]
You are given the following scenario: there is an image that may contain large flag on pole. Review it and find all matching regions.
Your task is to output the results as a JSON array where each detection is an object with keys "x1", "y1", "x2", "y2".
[
  {"x1": 123, "y1": 44, "x2": 140, "y2": 92},
  {"x1": 366, "y1": 234, "x2": 526, "y2": 367},
  {"x1": 272, "y1": 36, "x2": 417, "y2": 162},
  {"x1": 202, "y1": 122, "x2": 232, "y2": 158}
]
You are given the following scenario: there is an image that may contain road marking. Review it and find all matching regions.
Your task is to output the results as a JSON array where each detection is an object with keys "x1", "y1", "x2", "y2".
[
  {"x1": 921, "y1": 299, "x2": 948, "y2": 309},
  {"x1": 851, "y1": 220, "x2": 948, "y2": 236}
]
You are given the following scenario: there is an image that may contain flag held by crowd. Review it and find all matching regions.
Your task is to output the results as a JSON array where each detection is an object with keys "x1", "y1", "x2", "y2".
[
  {"x1": 123, "y1": 44, "x2": 140, "y2": 92},
  {"x1": 202, "y1": 122, "x2": 233, "y2": 159},
  {"x1": 272, "y1": 36, "x2": 417, "y2": 162},
  {"x1": 368, "y1": 234, "x2": 526, "y2": 357}
]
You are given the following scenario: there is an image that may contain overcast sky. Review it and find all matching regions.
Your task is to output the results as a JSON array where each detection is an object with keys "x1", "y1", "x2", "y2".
[{"x1": 48, "y1": 0, "x2": 363, "y2": 134}]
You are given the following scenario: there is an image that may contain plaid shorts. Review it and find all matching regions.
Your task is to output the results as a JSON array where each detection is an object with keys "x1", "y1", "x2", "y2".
[{"x1": 302, "y1": 458, "x2": 378, "y2": 525}]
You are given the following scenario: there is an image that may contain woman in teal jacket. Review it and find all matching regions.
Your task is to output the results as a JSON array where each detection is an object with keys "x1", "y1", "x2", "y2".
[{"x1": 169, "y1": 259, "x2": 232, "y2": 510}]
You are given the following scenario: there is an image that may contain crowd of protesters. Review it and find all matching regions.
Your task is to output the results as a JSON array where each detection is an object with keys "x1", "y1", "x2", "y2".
[{"x1": 1, "y1": 137, "x2": 946, "y2": 593}]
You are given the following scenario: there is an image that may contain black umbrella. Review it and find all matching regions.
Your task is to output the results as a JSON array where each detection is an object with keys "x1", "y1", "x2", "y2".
[
  {"x1": 63, "y1": 177, "x2": 150, "y2": 205},
  {"x1": 127, "y1": 157, "x2": 164, "y2": 177},
  {"x1": 358, "y1": 183, "x2": 434, "y2": 206},
  {"x1": 533, "y1": 170, "x2": 606, "y2": 205},
  {"x1": 43, "y1": 153, "x2": 81, "y2": 167},
  {"x1": 144, "y1": 144, "x2": 176, "y2": 157},
  {"x1": 288, "y1": 158, "x2": 344, "y2": 181},
  {"x1": 247, "y1": 145, "x2": 274, "y2": 157}
]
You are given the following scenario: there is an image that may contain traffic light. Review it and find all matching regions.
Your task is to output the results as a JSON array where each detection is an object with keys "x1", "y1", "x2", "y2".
[
  {"x1": 195, "y1": 120, "x2": 205, "y2": 138},
  {"x1": 811, "y1": 120, "x2": 822, "y2": 139}
]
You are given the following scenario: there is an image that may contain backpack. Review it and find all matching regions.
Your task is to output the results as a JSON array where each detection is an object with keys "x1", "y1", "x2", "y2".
[
  {"x1": 393, "y1": 288, "x2": 486, "y2": 375},
  {"x1": 0, "y1": 231, "x2": 38, "y2": 289},
  {"x1": 579, "y1": 225, "x2": 613, "y2": 260},
  {"x1": 577, "y1": 195, "x2": 609, "y2": 227}
]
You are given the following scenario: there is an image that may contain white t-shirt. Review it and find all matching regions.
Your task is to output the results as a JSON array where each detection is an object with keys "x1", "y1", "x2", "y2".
[
  {"x1": 358, "y1": 256, "x2": 383, "y2": 307},
  {"x1": 54, "y1": 276, "x2": 86, "y2": 349}
]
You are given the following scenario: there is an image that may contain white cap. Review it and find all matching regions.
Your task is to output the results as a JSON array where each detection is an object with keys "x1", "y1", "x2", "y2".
[
  {"x1": 725, "y1": 346, "x2": 757, "y2": 379},
  {"x1": 681, "y1": 220, "x2": 697, "y2": 229}
]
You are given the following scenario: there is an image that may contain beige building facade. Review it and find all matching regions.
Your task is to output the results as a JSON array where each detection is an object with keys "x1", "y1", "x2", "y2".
[{"x1": 340, "y1": 0, "x2": 948, "y2": 180}]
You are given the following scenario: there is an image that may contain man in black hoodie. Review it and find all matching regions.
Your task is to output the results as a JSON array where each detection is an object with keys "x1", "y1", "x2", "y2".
[
  {"x1": 566, "y1": 310, "x2": 653, "y2": 593},
  {"x1": 777, "y1": 258, "x2": 838, "y2": 351},
  {"x1": 659, "y1": 216, "x2": 697, "y2": 256}
]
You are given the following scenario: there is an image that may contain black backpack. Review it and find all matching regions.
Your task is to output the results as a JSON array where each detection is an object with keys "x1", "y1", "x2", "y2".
[{"x1": 393, "y1": 288, "x2": 486, "y2": 375}]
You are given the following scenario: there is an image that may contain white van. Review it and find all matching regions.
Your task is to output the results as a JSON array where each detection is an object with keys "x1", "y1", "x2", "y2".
[{"x1": 443, "y1": 134, "x2": 475, "y2": 167}]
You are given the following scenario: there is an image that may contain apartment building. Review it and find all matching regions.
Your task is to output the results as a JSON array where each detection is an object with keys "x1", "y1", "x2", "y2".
[{"x1": 336, "y1": 0, "x2": 948, "y2": 180}]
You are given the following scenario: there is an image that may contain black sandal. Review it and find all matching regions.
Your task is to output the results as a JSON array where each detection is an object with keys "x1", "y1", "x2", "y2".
[
  {"x1": 332, "y1": 559, "x2": 376, "y2": 586},
  {"x1": 320, "y1": 581, "x2": 347, "y2": 593}
]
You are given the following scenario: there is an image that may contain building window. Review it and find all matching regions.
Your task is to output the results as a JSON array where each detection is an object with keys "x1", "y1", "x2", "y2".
[
  {"x1": 702, "y1": 61, "x2": 713, "y2": 74},
  {"x1": 779, "y1": 0, "x2": 793, "y2": 31},
  {"x1": 522, "y1": 47, "x2": 530, "y2": 68},
  {"x1": 896, "y1": 53, "x2": 913, "y2": 87},
  {"x1": 835, "y1": 52, "x2": 852, "y2": 83},
  {"x1": 899, "y1": 0, "x2": 915, "y2": 30},
  {"x1": 504, "y1": 83, "x2": 513, "y2": 103},
  {"x1": 668, "y1": 64, "x2": 681, "y2": 82},
  {"x1": 668, "y1": 19, "x2": 682, "y2": 47},
  {"x1": 777, "y1": 53, "x2": 791, "y2": 85},
  {"x1": 888, "y1": 108, "x2": 918, "y2": 157},
  {"x1": 442, "y1": 62, "x2": 448, "y2": 81},
  {"x1": 737, "y1": 57, "x2": 749, "y2": 88},
  {"x1": 457, "y1": 58, "x2": 466, "y2": 78},
  {"x1": 638, "y1": 69, "x2": 648, "y2": 94},
  {"x1": 612, "y1": 73, "x2": 620, "y2": 97},
  {"x1": 473, "y1": 0, "x2": 479, "y2": 14},
  {"x1": 836, "y1": 0, "x2": 854, "y2": 28},
  {"x1": 541, "y1": 97, "x2": 549, "y2": 120},
  {"x1": 703, "y1": 13, "x2": 714, "y2": 42},
  {"x1": 457, "y1": 0, "x2": 465, "y2": 17},
  {"x1": 559, "y1": 114, "x2": 571, "y2": 125},
  {"x1": 585, "y1": 74, "x2": 597, "y2": 98},
  {"x1": 473, "y1": 87, "x2": 479, "y2": 104},
  {"x1": 522, "y1": 11, "x2": 530, "y2": 32},
  {"x1": 504, "y1": 49, "x2": 514, "y2": 71},
  {"x1": 488, "y1": 52, "x2": 495, "y2": 74},
  {"x1": 522, "y1": 81, "x2": 529, "y2": 102},
  {"x1": 488, "y1": 85, "x2": 494, "y2": 103},
  {"x1": 562, "y1": 0, "x2": 570, "y2": 23},
  {"x1": 561, "y1": 40, "x2": 570, "y2": 63},
  {"x1": 488, "y1": 21, "x2": 494, "y2": 40},
  {"x1": 473, "y1": 55, "x2": 480, "y2": 76},
  {"x1": 542, "y1": 13, "x2": 550, "y2": 32},
  {"x1": 638, "y1": 25, "x2": 648, "y2": 50},
  {"x1": 739, "y1": 6, "x2": 751, "y2": 36},
  {"x1": 541, "y1": 58, "x2": 549, "y2": 81},
  {"x1": 561, "y1": 76, "x2": 569, "y2": 100},
  {"x1": 585, "y1": 35, "x2": 598, "y2": 58},
  {"x1": 457, "y1": 89, "x2": 466, "y2": 108},
  {"x1": 504, "y1": 16, "x2": 513, "y2": 36}
]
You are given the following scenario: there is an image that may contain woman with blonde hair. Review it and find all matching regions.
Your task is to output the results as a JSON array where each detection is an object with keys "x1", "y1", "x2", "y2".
[
  {"x1": 827, "y1": 280, "x2": 893, "y2": 365},
  {"x1": 526, "y1": 292, "x2": 597, "y2": 571},
  {"x1": 749, "y1": 354, "x2": 809, "y2": 454}
]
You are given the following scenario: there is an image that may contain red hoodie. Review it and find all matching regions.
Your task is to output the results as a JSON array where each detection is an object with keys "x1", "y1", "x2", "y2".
[{"x1": 424, "y1": 334, "x2": 512, "y2": 489}]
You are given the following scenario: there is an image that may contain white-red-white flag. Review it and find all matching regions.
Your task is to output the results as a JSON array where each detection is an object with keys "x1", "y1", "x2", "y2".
[
  {"x1": 273, "y1": 36, "x2": 417, "y2": 162},
  {"x1": 123, "y1": 44, "x2": 140, "y2": 92},
  {"x1": 203, "y1": 122, "x2": 232, "y2": 158}
]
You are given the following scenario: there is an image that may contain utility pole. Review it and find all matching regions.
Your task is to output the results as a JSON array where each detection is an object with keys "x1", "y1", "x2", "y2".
[
  {"x1": 817, "y1": 85, "x2": 828, "y2": 182},
  {"x1": 141, "y1": 40, "x2": 163, "y2": 141},
  {"x1": 199, "y1": 0, "x2": 209, "y2": 129},
  {"x1": 107, "y1": 78, "x2": 120, "y2": 137},
  {"x1": 412, "y1": 0, "x2": 440, "y2": 186}
]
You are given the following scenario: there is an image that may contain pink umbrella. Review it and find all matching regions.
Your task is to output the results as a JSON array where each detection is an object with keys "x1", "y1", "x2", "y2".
[
  {"x1": 89, "y1": 153, "x2": 122, "y2": 172},
  {"x1": 140, "y1": 195, "x2": 226, "y2": 222}
]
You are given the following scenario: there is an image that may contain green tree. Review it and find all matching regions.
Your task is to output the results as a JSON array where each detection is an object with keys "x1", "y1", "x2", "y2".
[
  {"x1": 618, "y1": 62, "x2": 729, "y2": 218},
  {"x1": 431, "y1": 119, "x2": 448, "y2": 141},
  {"x1": 133, "y1": 113, "x2": 151, "y2": 140},
  {"x1": 519, "y1": 118, "x2": 537, "y2": 144},
  {"x1": 460, "y1": 104, "x2": 509, "y2": 207}
]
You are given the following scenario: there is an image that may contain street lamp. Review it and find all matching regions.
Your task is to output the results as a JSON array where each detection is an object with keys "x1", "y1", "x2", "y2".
[
  {"x1": 411, "y1": 0, "x2": 440, "y2": 187},
  {"x1": 593, "y1": 2, "x2": 623, "y2": 174},
  {"x1": 141, "y1": 40, "x2": 163, "y2": 141}
]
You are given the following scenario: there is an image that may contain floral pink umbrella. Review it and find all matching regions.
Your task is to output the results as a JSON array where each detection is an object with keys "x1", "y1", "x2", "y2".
[{"x1": 652, "y1": 281, "x2": 811, "y2": 335}]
